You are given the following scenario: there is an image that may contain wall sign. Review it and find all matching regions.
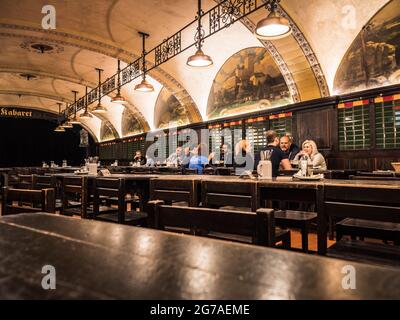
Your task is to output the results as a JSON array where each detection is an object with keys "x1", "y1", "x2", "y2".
[
  {"x1": 0, "y1": 107, "x2": 57, "y2": 120},
  {"x1": 1, "y1": 107, "x2": 33, "y2": 118}
]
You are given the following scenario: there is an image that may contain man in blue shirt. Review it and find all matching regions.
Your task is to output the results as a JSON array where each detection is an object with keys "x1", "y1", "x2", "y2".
[
  {"x1": 189, "y1": 144, "x2": 209, "y2": 174},
  {"x1": 256, "y1": 130, "x2": 292, "y2": 177}
]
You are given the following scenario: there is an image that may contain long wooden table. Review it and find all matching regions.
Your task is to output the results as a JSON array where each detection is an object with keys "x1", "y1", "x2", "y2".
[
  {"x1": 45, "y1": 173, "x2": 400, "y2": 255},
  {"x1": 1, "y1": 212, "x2": 399, "y2": 299}
]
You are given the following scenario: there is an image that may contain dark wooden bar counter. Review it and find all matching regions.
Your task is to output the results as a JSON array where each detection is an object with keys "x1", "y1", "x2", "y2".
[{"x1": 1, "y1": 212, "x2": 400, "y2": 299}]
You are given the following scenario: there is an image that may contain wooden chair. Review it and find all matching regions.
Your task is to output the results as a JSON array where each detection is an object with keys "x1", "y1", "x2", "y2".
[
  {"x1": 1, "y1": 187, "x2": 55, "y2": 215},
  {"x1": 201, "y1": 180, "x2": 290, "y2": 248},
  {"x1": 148, "y1": 200, "x2": 278, "y2": 247},
  {"x1": 32, "y1": 174, "x2": 62, "y2": 210},
  {"x1": 60, "y1": 176, "x2": 90, "y2": 218},
  {"x1": 93, "y1": 178, "x2": 147, "y2": 225},
  {"x1": 258, "y1": 185, "x2": 317, "y2": 253},
  {"x1": 16, "y1": 174, "x2": 33, "y2": 189},
  {"x1": 322, "y1": 185, "x2": 400, "y2": 267},
  {"x1": 149, "y1": 178, "x2": 199, "y2": 207}
]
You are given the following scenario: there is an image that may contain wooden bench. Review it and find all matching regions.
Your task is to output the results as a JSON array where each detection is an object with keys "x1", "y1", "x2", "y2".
[
  {"x1": 148, "y1": 200, "x2": 278, "y2": 247},
  {"x1": 1, "y1": 187, "x2": 55, "y2": 215}
]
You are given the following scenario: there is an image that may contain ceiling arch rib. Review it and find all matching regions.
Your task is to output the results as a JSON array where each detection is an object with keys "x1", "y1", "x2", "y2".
[{"x1": 0, "y1": 21, "x2": 202, "y2": 127}]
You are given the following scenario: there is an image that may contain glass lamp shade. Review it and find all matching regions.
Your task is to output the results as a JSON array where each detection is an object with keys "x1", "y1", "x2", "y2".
[
  {"x1": 91, "y1": 102, "x2": 107, "y2": 114},
  {"x1": 111, "y1": 92, "x2": 127, "y2": 104},
  {"x1": 79, "y1": 109, "x2": 93, "y2": 119},
  {"x1": 54, "y1": 125, "x2": 65, "y2": 132},
  {"x1": 134, "y1": 78, "x2": 154, "y2": 92},
  {"x1": 61, "y1": 121, "x2": 73, "y2": 129},
  {"x1": 255, "y1": 11, "x2": 292, "y2": 40},
  {"x1": 186, "y1": 48, "x2": 213, "y2": 67},
  {"x1": 69, "y1": 116, "x2": 80, "y2": 124}
]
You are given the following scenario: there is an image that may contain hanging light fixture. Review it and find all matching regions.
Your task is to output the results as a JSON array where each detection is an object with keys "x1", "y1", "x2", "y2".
[
  {"x1": 111, "y1": 60, "x2": 127, "y2": 103},
  {"x1": 92, "y1": 68, "x2": 107, "y2": 114},
  {"x1": 69, "y1": 90, "x2": 80, "y2": 124},
  {"x1": 61, "y1": 103, "x2": 73, "y2": 128},
  {"x1": 54, "y1": 102, "x2": 65, "y2": 132},
  {"x1": 255, "y1": 0, "x2": 292, "y2": 40},
  {"x1": 135, "y1": 32, "x2": 154, "y2": 92},
  {"x1": 79, "y1": 86, "x2": 93, "y2": 119},
  {"x1": 187, "y1": 0, "x2": 213, "y2": 67}
]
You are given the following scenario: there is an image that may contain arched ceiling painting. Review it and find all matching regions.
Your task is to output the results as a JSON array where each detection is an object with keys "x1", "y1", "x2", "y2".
[
  {"x1": 334, "y1": 0, "x2": 400, "y2": 94},
  {"x1": 100, "y1": 120, "x2": 117, "y2": 142},
  {"x1": 207, "y1": 47, "x2": 292, "y2": 120},
  {"x1": 121, "y1": 107, "x2": 143, "y2": 137},
  {"x1": 154, "y1": 87, "x2": 190, "y2": 129}
]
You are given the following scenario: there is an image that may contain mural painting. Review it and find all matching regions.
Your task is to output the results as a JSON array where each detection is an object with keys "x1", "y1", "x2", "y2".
[
  {"x1": 207, "y1": 47, "x2": 292, "y2": 120},
  {"x1": 100, "y1": 120, "x2": 116, "y2": 141},
  {"x1": 334, "y1": 0, "x2": 400, "y2": 94},
  {"x1": 154, "y1": 87, "x2": 189, "y2": 129},
  {"x1": 121, "y1": 108, "x2": 142, "y2": 137}
]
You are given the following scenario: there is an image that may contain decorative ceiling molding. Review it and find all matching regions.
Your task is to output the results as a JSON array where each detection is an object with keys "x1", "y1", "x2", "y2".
[
  {"x1": 0, "y1": 89, "x2": 69, "y2": 102},
  {"x1": 276, "y1": 5, "x2": 330, "y2": 97},
  {"x1": 0, "y1": 23, "x2": 202, "y2": 122}
]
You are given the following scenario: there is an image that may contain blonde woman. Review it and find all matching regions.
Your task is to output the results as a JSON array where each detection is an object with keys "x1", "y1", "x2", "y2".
[{"x1": 294, "y1": 140, "x2": 327, "y2": 170}]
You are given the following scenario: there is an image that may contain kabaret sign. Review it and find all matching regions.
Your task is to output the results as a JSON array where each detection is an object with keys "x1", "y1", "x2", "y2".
[{"x1": 0, "y1": 107, "x2": 33, "y2": 118}]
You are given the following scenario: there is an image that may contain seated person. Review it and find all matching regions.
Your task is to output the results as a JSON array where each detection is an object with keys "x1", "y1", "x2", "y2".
[
  {"x1": 255, "y1": 130, "x2": 291, "y2": 177},
  {"x1": 145, "y1": 156, "x2": 155, "y2": 167},
  {"x1": 221, "y1": 144, "x2": 233, "y2": 166},
  {"x1": 166, "y1": 147, "x2": 183, "y2": 166},
  {"x1": 280, "y1": 134, "x2": 300, "y2": 161},
  {"x1": 133, "y1": 150, "x2": 146, "y2": 166},
  {"x1": 181, "y1": 146, "x2": 192, "y2": 169},
  {"x1": 189, "y1": 143, "x2": 209, "y2": 174},
  {"x1": 293, "y1": 140, "x2": 327, "y2": 170},
  {"x1": 233, "y1": 139, "x2": 254, "y2": 174}
]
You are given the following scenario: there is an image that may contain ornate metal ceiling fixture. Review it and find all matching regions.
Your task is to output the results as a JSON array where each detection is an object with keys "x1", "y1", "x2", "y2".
[
  {"x1": 92, "y1": 68, "x2": 107, "y2": 113},
  {"x1": 187, "y1": 0, "x2": 213, "y2": 67},
  {"x1": 255, "y1": 0, "x2": 291, "y2": 39},
  {"x1": 61, "y1": 102, "x2": 73, "y2": 129},
  {"x1": 69, "y1": 90, "x2": 80, "y2": 124},
  {"x1": 67, "y1": 0, "x2": 283, "y2": 115},
  {"x1": 54, "y1": 102, "x2": 65, "y2": 132},
  {"x1": 79, "y1": 86, "x2": 93, "y2": 119},
  {"x1": 111, "y1": 60, "x2": 127, "y2": 104},
  {"x1": 135, "y1": 32, "x2": 154, "y2": 92}
]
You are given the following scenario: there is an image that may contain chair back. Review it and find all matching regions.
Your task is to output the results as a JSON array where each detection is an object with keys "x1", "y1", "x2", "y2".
[
  {"x1": 16, "y1": 174, "x2": 33, "y2": 189},
  {"x1": 61, "y1": 176, "x2": 88, "y2": 218},
  {"x1": 202, "y1": 180, "x2": 257, "y2": 211},
  {"x1": 93, "y1": 178, "x2": 126, "y2": 223},
  {"x1": 150, "y1": 178, "x2": 198, "y2": 207},
  {"x1": 148, "y1": 200, "x2": 275, "y2": 246},
  {"x1": 1, "y1": 187, "x2": 55, "y2": 215},
  {"x1": 32, "y1": 175, "x2": 57, "y2": 190}
]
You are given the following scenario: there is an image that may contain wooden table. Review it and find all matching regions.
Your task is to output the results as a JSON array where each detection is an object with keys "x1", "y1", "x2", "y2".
[{"x1": 1, "y1": 212, "x2": 399, "y2": 299}]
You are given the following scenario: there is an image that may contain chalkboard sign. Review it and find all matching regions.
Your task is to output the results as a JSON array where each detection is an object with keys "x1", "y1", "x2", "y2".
[
  {"x1": 338, "y1": 100, "x2": 370, "y2": 150},
  {"x1": 375, "y1": 94, "x2": 400, "y2": 149}
]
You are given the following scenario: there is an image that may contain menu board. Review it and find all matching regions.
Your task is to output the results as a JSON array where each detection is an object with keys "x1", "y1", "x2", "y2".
[
  {"x1": 269, "y1": 113, "x2": 293, "y2": 137},
  {"x1": 375, "y1": 94, "x2": 400, "y2": 149},
  {"x1": 208, "y1": 125, "x2": 222, "y2": 157},
  {"x1": 338, "y1": 100, "x2": 370, "y2": 150},
  {"x1": 245, "y1": 117, "x2": 268, "y2": 156}
]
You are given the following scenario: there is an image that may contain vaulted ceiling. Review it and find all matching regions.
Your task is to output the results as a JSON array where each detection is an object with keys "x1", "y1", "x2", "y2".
[{"x1": 0, "y1": 0, "x2": 392, "y2": 141}]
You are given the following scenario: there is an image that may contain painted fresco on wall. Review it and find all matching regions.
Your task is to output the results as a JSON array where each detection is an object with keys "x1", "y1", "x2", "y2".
[
  {"x1": 100, "y1": 120, "x2": 116, "y2": 141},
  {"x1": 207, "y1": 47, "x2": 292, "y2": 120},
  {"x1": 121, "y1": 107, "x2": 142, "y2": 137},
  {"x1": 334, "y1": 0, "x2": 400, "y2": 94},
  {"x1": 154, "y1": 87, "x2": 189, "y2": 129}
]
